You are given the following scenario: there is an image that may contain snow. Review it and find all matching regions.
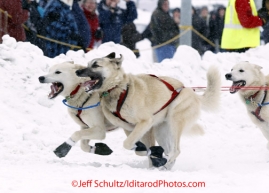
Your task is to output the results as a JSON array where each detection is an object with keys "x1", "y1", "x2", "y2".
[{"x1": 1, "y1": 31, "x2": 269, "y2": 193}]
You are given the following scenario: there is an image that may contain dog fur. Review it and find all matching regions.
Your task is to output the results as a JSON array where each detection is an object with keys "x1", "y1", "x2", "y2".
[
  {"x1": 39, "y1": 62, "x2": 115, "y2": 157},
  {"x1": 76, "y1": 52, "x2": 221, "y2": 169},
  {"x1": 225, "y1": 61, "x2": 269, "y2": 150}
]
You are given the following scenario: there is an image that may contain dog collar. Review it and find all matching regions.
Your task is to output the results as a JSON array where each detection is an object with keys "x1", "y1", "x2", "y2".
[
  {"x1": 101, "y1": 86, "x2": 118, "y2": 98},
  {"x1": 65, "y1": 84, "x2": 81, "y2": 101},
  {"x1": 245, "y1": 90, "x2": 260, "y2": 105}
]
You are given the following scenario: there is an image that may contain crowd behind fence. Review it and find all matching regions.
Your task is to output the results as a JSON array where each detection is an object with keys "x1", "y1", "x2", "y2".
[{"x1": 0, "y1": 0, "x2": 267, "y2": 62}]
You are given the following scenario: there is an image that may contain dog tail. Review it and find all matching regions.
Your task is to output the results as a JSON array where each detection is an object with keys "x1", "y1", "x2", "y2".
[{"x1": 199, "y1": 65, "x2": 221, "y2": 112}]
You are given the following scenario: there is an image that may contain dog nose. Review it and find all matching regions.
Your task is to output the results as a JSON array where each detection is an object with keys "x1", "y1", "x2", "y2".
[
  {"x1": 76, "y1": 69, "x2": 82, "y2": 76},
  {"x1": 225, "y1": 73, "x2": 232, "y2": 80},
  {"x1": 75, "y1": 70, "x2": 80, "y2": 75},
  {"x1": 39, "y1": 76, "x2": 45, "y2": 83}
]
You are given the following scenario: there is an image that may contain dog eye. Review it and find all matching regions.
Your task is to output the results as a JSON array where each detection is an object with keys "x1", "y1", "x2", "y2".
[
  {"x1": 239, "y1": 69, "x2": 244, "y2": 72},
  {"x1": 55, "y1": 71, "x2": 61, "y2": 74},
  {"x1": 92, "y1": 62, "x2": 100, "y2": 68}
]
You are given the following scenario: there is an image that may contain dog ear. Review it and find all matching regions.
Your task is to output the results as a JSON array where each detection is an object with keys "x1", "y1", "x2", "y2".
[
  {"x1": 113, "y1": 54, "x2": 123, "y2": 67},
  {"x1": 254, "y1": 64, "x2": 262, "y2": 70},
  {"x1": 105, "y1": 52, "x2": 116, "y2": 59}
]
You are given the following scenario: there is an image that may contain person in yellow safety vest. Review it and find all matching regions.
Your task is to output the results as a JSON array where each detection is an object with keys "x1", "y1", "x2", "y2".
[{"x1": 221, "y1": 0, "x2": 269, "y2": 53}]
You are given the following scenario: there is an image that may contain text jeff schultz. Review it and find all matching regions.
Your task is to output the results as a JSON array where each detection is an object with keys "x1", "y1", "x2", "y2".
[{"x1": 72, "y1": 180, "x2": 206, "y2": 188}]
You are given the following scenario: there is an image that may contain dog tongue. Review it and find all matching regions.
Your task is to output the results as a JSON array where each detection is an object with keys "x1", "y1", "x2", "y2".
[
  {"x1": 229, "y1": 86, "x2": 236, "y2": 93},
  {"x1": 48, "y1": 84, "x2": 58, "y2": 98},
  {"x1": 82, "y1": 80, "x2": 97, "y2": 88},
  {"x1": 230, "y1": 82, "x2": 241, "y2": 93}
]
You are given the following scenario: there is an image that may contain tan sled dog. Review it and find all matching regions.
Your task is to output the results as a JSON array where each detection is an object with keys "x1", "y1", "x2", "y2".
[
  {"x1": 76, "y1": 52, "x2": 221, "y2": 169},
  {"x1": 225, "y1": 61, "x2": 269, "y2": 150},
  {"x1": 39, "y1": 62, "x2": 115, "y2": 158}
]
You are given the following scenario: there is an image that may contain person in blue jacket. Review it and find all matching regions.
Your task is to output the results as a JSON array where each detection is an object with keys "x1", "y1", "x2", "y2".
[
  {"x1": 43, "y1": 0, "x2": 89, "y2": 58},
  {"x1": 97, "y1": 0, "x2": 137, "y2": 44}
]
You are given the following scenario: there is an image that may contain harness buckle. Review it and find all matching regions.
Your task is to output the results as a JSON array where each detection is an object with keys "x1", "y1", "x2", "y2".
[{"x1": 65, "y1": 96, "x2": 71, "y2": 101}]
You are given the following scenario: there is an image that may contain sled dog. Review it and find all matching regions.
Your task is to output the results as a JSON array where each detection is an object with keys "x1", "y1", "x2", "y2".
[
  {"x1": 75, "y1": 52, "x2": 221, "y2": 169},
  {"x1": 39, "y1": 62, "x2": 115, "y2": 158},
  {"x1": 225, "y1": 61, "x2": 269, "y2": 150}
]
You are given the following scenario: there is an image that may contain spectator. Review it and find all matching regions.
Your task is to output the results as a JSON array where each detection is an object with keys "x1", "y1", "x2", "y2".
[
  {"x1": 191, "y1": 6, "x2": 208, "y2": 55},
  {"x1": 199, "y1": 6, "x2": 211, "y2": 52},
  {"x1": 121, "y1": 22, "x2": 143, "y2": 58},
  {"x1": 72, "y1": 0, "x2": 91, "y2": 51},
  {"x1": 200, "y1": 6, "x2": 210, "y2": 26},
  {"x1": 215, "y1": 6, "x2": 226, "y2": 52},
  {"x1": 221, "y1": 0, "x2": 268, "y2": 53},
  {"x1": 172, "y1": 7, "x2": 180, "y2": 25},
  {"x1": 141, "y1": 24, "x2": 158, "y2": 62},
  {"x1": 22, "y1": 0, "x2": 46, "y2": 51},
  {"x1": 208, "y1": 10, "x2": 218, "y2": 52},
  {"x1": 42, "y1": 0, "x2": 83, "y2": 58},
  {"x1": 39, "y1": 0, "x2": 51, "y2": 8},
  {"x1": 259, "y1": 0, "x2": 269, "y2": 44},
  {"x1": 0, "y1": 0, "x2": 28, "y2": 42},
  {"x1": 150, "y1": 0, "x2": 179, "y2": 62},
  {"x1": 82, "y1": 0, "x2": 102, "y2": 49},
  {"x1": 208, "y1": 6, "x2": 226, "y2": 53},
  {"x1": 38, "y1": 0, "x2": 52, "y2": 17},
  {"x1": 97, "y1": 0, "x2": 137, "y2": 44}
]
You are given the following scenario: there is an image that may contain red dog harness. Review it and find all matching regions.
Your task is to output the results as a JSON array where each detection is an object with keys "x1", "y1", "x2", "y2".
[
  {"x1": 106, "y1": 75, "x2": 184, "y2": 123},
  {"x1": 67, "y1": 84, "x2": 90, "y2": 126},
  {"x1": 247, "y1": 90, "x2": 267, "y2": 122}
]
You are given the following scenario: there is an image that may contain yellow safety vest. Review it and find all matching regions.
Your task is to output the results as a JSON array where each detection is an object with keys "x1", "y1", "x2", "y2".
[{"x1": 221, "y1": 0, "x2": 260, "y2": 49}]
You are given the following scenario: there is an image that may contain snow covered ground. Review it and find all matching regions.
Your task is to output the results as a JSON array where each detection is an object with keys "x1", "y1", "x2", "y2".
[{"x1": 1, "y1": 34, "x2": 269, "y2": 193}]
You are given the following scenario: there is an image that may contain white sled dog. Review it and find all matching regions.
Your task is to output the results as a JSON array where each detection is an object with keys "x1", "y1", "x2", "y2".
[
  {"x1": 225, "y1": 61, "x2": 269, "y2": 150},
  {"x1": 76, "y1": 52, "x2": 221, "y2": 169},
  {"x1": 39, "y1": 62, "x2": 116, "y2": 158}
]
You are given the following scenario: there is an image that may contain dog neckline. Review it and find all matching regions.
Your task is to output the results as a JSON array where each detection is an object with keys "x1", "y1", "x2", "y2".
[
  {"x1": 65, "y1": 84, "x2": 81, "y2": 101},
  {"x1": 245, "y1": 90, "x2": 260, "y2": 105},
  {"x1": 245, "y1": 85, "x2": 268, "y2": 105}
]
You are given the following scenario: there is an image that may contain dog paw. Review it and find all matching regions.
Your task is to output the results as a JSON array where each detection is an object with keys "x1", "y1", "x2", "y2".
[
  {"x1": 149, "y1": 146, "x2": 167, "y2": 167},
  {"x1": 134, "y1": 141, "x2": 148, "y2": 156},
  {"x1": 135, "y1": 141, "x2": 147, "y2": 151},
  {"x1": 54, "y1": 142, "x2": 72, "y2": 158},
  {"x1": 94, "y1": 143, "x2": 113, "y2": 155}
]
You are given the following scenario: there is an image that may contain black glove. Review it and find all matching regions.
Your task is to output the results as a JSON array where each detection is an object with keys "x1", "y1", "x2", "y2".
[
  {"x1": 258, "y1": 8, "x2": 269, "y2": 25},
  {"x1": 94, "y1": 28, "x2": 103, "y2": 39}
]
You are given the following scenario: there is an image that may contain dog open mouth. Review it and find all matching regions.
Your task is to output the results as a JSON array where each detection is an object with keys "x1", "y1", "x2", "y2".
[
  {"x1": 82, "y1": 79, "x2": 100, "y2": 92},
  {"x1": 230, "y1": 80, "x2": 246, "y2": 94},
  {"x1": 48, "y1": 82, "x2": 64, "y2": 99}
]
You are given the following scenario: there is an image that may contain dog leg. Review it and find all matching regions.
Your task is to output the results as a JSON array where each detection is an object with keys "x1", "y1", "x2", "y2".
[
  {"x1": 124, "y1": 129, "x2": 150, "y2": 156},
  {"x1": 123, "y1": 119, "x2": 167, "y2": 168},
  {"x1": 70, "y1": 126, "x2": 106, "y2": 142},
  {"x1": 103, "y1": 106, "x2": 134, "y2": 131},
  {"x1": 54, "y1": 126, "x2": 112, "y2": 158},
  {"x1": 160, "y1": 104, "x2": 200, "y2": 170},
  {"x1": 80, "y1": 139, "x2": 93, "y2": 153},
  {"x1": 152, "y1": 122, "x2": 174, "y2": 169},
  {"x1": 123, "y1": 118, "x2": 153, "y2": 150},
  {"x1": 140, "y1": 129, "x2": 155, "y2": 168}
]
